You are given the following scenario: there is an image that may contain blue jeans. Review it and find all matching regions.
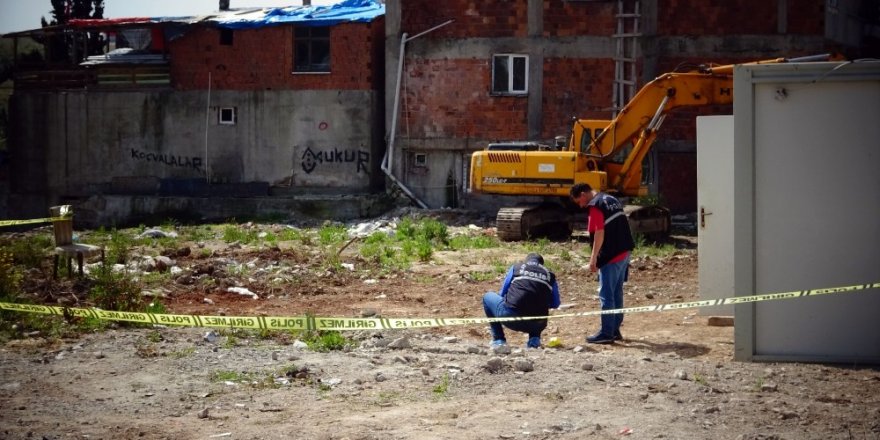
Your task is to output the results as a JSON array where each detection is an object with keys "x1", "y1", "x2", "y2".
[
  {"x1": 482, "y1": 292, "x2": 546, "y2": 341},
  {"x1": 597, "y1": 253, "x2": 630, "y2": 337}
]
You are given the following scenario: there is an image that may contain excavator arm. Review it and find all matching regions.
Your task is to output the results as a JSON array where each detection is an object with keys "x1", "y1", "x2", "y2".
[
  {"x1": 584, "y1": 53, "x2": 840, "y2": 195},
  {"x1": 595, "y1": 72, "x2": 734, "y2": 193},
  {"x1": 469, "y1": 54, "x2": 841, "y2": 240}
]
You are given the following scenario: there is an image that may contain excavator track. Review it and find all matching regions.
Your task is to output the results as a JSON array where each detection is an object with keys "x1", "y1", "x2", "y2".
[
  {"x1": 496, "y1": 205, "x2": 572, "y2": 241},
  {"x1": 496, "y1": 207, "x2": 530, "y2": 241},
  {"x1": 496, "y1": 204, "x2": 669, "y2": 241}
]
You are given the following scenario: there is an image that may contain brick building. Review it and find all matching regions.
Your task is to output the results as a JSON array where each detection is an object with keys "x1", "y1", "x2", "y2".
[
  {"x1": 6, "y1": 1, "x2": 387, "y2": 224},
  {"x1": 384, "y1": 0, "x2": 877, "y2": 213}
]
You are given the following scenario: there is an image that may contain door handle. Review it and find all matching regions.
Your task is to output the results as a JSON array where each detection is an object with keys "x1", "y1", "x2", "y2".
[{"x1": 700, "y1": 206, "x2": 713, "y2": 228}]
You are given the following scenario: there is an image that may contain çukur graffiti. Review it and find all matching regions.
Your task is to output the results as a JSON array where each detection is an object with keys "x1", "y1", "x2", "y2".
[{"x1": 301, "y1": 147, "x2": 370, "y2": 175}]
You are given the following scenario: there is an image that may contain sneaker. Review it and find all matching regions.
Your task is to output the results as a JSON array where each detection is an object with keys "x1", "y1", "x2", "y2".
[
  {"x1": 490, "y1": 339, "x2": 507, "y2": 348},
  {"x1": 526, "y1": 336, "x2": 541, "y2": 349},
  {"x1": 586, "y1": 332, "x2": 614, "y2": 344}
]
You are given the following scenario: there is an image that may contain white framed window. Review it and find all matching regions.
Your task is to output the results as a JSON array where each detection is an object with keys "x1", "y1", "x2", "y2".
[
  {"x1": 492, "y1": 54, "x2": 528, "y2": 95},
  {"x1": 219, "y1": 107, "x2": 237, "y2": 125},
  {"x1": 414, "y1": 153, "x2": 428, "y2": 167}
]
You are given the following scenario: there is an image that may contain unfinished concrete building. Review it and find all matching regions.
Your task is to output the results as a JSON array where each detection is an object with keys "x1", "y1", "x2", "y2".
[
  {"x1": 5, "y1": 1, "x2": 387, "y2": 225},
  {"x1": 384, "y1": 0, "x2": 878, "y2": 213}
]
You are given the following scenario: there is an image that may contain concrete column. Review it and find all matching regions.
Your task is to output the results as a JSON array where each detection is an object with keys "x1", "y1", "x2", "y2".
[
  {"x1": 527, "y1": 51, "x2": 544, "y2": 140},
  {"x1": 527, "y1": 0, "x2": 543, "y2": 140},
  {"x1": 639, "y1": 0, "x2": 659, "y2": 82},
  {"x1": 528, "y1": 0, "x2": 543, "y2": 37},
  {"x1": 384, "y1": 0, "x2": 402, "y2": 139},
  {"x1": 777, "y1": 0, "x2": 787, "y2": 34}
]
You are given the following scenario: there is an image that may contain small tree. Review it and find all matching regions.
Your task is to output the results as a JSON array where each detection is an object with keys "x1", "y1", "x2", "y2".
[{"x1": 40, "y1": 0, "x2": 105, "y2": 64}]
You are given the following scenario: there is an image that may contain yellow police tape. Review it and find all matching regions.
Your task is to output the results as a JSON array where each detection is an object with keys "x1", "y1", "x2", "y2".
[
  {"x1": 0, "y1": 205, "x2": 72, "y2": 228},
  {"x1": 0, "y1": 281, "x2": 876, "y2": 331},
  {"x1": 0, "y1": 216, "x2": 69, "y2": 228}
]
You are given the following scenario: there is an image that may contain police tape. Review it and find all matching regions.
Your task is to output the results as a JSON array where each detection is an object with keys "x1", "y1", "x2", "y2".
[
  {"x1": 0, "y1": 281, "x2": 876, "y2": 331},
  {"x1": 1, "y1": 205, "x2": 72, "y2": 228},
  {"x1": 0, "y1": 216, "x2": 69, "y2": 228}
]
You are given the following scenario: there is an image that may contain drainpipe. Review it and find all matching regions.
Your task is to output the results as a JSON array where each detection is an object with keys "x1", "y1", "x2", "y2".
[
  {"x1": 382, "y1": 19, "x2": 454, "y2": 209},
  {"x1": 204, "y1": 72, "x2": 212, "y2": 183}
]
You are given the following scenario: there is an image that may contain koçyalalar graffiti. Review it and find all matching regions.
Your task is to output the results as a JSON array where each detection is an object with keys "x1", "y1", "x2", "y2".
[{"x1": 131, "y1": 148, "x2": 203, "y2": 172}]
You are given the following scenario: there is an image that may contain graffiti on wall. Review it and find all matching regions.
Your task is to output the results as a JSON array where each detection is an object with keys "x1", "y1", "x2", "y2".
[
  {"x1": 301, "y1": 147, "x2": 370, "y2": 175},
  {"x1": 131, "y1": 148, "x2": 203, "y2": 172}
]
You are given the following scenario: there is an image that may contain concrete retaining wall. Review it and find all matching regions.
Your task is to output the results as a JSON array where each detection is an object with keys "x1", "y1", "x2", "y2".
[
  {"x1": 9, "y1": 88, "x2": 384, "y2": 222},
  {"x1": 73, "y1": 194, "x2": 394, "y2": 228},
  {"x1": 11, "y1": 90, "x2": 383, "y2": 210}
]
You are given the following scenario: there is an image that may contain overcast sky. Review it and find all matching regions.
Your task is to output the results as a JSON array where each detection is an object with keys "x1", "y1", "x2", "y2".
[{"x1": 0, "y1": 0, "x2": 338, "y2": 34}]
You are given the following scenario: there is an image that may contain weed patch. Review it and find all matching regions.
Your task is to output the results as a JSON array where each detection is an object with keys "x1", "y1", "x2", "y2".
[
  {"x1": 448, "y1": 233, "x2": 499, "y2": 250},
  {"x1": 2, "y1": 235, "x2": 52, "y2": 268},
  {"x1": 433, "y1": 373, "x2": 450, "y2": 395},
  {"x1": 89, "y1": 266, "x2": 144, "y2": 312},
  {"x1": 222, "y1": 224, "x2": 257, "y2": 244},
  {"x1": 297, "y1": 330, "x2": 351, "y2": 352},
  {"x1": 466, "y1": 271, "x2": 496, "y2": 282},
  {"x1": 633, "y1": 235, "x2": 678, "y2": 258}
]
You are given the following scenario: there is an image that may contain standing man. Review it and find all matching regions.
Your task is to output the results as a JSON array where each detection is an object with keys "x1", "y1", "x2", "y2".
[
  {"x1": 570, "y1": 183, "x2": 634, "y2": 344},
  {"x1": 482, "y1": 253, "x2": 561, "y2": 348}
]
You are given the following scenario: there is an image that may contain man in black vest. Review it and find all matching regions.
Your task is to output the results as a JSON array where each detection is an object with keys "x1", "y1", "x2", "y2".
[
  {"x1": 482, "y1": 253, "x2": 561, "y2": 348},
  {"x1": 570, "y1": 183, "x2": 635, "y2": 344}
]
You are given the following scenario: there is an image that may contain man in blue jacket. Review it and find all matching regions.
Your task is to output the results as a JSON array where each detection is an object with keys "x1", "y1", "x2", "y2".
[{"x1": 482, "y1": 253, "x2": 561, "y2": 348}]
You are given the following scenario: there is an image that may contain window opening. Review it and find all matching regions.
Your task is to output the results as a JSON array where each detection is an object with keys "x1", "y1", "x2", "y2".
[
  {"x1": 219, "y1": 28, "x2": 234, "y2": 46},
  {"x1": 492, "y1": 54, "x2": 528, "y2": 94},
  {"x1": 294, "y1": 26, "x2": 330, "y2": 73},
  {"x1": 219, "y1": 107, "x2": 237, "y2": 125}
]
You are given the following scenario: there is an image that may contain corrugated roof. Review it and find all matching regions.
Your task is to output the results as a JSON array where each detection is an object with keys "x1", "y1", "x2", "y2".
[
  {"x1": 64, "y1": 0, "x2": 384, "y2": 31},
  {"x1": 213, "y1": 0, "x2": 385, "y2": 29}
]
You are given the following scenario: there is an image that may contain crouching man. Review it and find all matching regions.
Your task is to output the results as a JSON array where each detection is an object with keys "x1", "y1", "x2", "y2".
[{"x1": 482, "y1": 253, "x2": 561, "y2": 348}]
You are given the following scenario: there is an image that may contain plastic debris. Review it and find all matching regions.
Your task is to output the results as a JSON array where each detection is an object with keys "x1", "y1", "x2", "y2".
[
  {"x1": 137, "y1": 229, "x2": 178, "y2": 239},
  {"x1": 227, "y1": 287, "x2": 258, "y2": 300}
]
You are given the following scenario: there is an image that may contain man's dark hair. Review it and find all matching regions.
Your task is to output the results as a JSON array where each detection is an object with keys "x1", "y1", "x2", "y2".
[
  {"x1": 525, "y1": 253, "x2": 544, "y2": 265},
  {"x1": 569, "y1": 183, "x2": 592, "y2": 198}
]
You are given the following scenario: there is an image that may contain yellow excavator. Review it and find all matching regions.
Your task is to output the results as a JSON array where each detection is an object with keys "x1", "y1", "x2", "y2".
[{"x1": 469, "y1": 54, "x2": 838, "y2": 240}]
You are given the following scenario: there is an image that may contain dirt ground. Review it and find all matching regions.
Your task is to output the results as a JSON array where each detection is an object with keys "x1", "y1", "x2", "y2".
[{"x1": 1, "y1": 212, "x2": 878, "y2": 440}]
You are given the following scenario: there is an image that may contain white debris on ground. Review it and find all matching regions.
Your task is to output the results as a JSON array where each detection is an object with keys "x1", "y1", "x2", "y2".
[
  {"x1": 347, "y1": 219, "x2": 397, "y2": 238},
  {"x1": 137, "y1": 229, "x2": 179, "y2": 239},
  {"x1": 227, "y1": 287, "x2": 258, "y2": 300},
  {"x1": 343, "y1": 207, "x2": 495, "y2": 239}
]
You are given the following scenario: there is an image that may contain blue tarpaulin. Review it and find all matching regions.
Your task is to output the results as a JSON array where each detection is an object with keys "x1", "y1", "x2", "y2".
[{"x1": 212, "y1": 0, "x2": 385, "y2": 29}]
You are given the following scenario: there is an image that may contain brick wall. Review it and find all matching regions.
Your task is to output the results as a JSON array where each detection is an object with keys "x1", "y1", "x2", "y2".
[
  {"x1": 541, "y1": 57, "x2": 615, "y2": 137},
  {"x1": 787, "y1": 0, "x2": 825, "y2": 34},
  {"x1": 170, "y1": 21, "x2": 382, "y2": 91},
  {"x1": 657, "y1": 0, "x2": 777, "y2": 35},
  {"x1": 657, "y1": 0, "x2": 824, "y2": 36},
  {"x1": 400, "y1": 0, "x2": 617, "y2": 38},
  {"x1": 401, "y1": 58, "x2": 528, "y2": 140},
  {"x1": 543, "y1": 0, "x2": 616, "y2": 37},
  {"x1": 401, "y1": 0, "x2": 528, "y2": 38}
]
